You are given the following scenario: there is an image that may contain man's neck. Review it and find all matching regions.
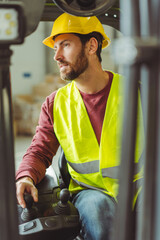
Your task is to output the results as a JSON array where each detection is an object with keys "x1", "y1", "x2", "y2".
[{"x1": 75, "y1": 65, "x2": 110, "y2": 94}]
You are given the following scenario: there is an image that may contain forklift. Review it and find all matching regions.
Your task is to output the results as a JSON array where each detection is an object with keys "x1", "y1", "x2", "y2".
[{"x1": 0, "y1": 1, "x2": 160, "y2": 240}]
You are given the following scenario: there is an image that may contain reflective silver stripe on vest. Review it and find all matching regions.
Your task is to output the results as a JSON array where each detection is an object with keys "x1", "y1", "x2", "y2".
[
  {"x1": 72, "y1": 177, "x2": 107, "y2": 192},
  {"x1": 102, "y1": 162, "x2": 142, "y2": 179},
  {"x1": 67, "y1": 158, "x2": 142, "y2": 178},
  {"x1": 67, "y1": 159, "x2": 99, "y2": 174}
]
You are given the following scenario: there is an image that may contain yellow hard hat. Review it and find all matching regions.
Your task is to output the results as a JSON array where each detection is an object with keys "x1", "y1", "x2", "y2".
[{"x1": 43, "y1": 13, "x2": 110, "y2": 49}]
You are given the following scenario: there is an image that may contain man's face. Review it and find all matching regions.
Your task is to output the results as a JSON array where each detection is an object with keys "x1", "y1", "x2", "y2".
[{"x1": 53, "y1": 34, "x2": 89, "y2": 81}]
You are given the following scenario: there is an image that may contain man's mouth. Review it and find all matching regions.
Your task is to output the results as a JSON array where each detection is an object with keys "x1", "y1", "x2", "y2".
[{"x1": 59, "y1": 62, "x2": 69, "y2": 71}]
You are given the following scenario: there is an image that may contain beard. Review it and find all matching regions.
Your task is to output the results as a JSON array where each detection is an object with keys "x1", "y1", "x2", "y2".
[{"x1": 59, "y1": 46, "x2": 89, "y2": 81}]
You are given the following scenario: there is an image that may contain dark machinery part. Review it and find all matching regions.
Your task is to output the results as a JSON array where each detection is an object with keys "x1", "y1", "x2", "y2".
[
  {"x1": 0, "y1": 46, "x2": 19, "y2": 240},
  {"x1": 42, "y1": 0, "x2": 120, "y2": 31},
  {"x1": 18, "y1": 187, "x2": 80, "y2": 240},
  {"x1": 54, "y1": 189, "x2": 71, "y2": 215},
  {"x1": 52, "y1": 0, "x2": 117, "y2": 16},
  {"x1": 9, "y1": 0, "x2": 46, "y2": 37},
  {"x1": 21, "y1": 194, "x2": 38, "y2": 222}
]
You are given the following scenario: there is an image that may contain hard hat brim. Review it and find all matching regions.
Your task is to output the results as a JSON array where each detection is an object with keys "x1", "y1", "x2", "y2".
[{"x1": 43, "y1": 33, "x2": 110, "y2": 49}]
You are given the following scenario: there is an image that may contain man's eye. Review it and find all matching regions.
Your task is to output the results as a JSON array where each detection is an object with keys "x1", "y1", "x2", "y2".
[
  {"x1": 64, "y1": 43, "x2": 69, "y2": 47},
  {"x1": 53, "y1": 48, "x2": 57, "y2": 52}
]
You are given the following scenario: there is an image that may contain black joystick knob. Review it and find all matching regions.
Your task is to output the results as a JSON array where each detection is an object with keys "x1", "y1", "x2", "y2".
[
  {"x1": 24, "y1": 193, "x2": 34, "y2": 209},
  {"x1": 55, "y1": 189, "x2": 70, "y2": 215},
  {"x1": 60, "y1": 188, "x2": 70, "y2": 204},
  {"x1": 21, "y1": 193, "x2": 38, "y2": 222}
]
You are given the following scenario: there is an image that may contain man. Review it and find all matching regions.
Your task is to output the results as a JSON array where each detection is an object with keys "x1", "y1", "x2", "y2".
[{"x1": 16, "y1": 13, "x2": 144, "y2": 240}]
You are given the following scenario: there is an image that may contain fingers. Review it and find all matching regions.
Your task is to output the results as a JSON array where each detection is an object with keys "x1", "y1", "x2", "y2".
[
  {"x1": 16, "y1": 180, "x2": 27, "y2": 208},
  {"x1": 30, "y1": 185, "x2": 38, "y2": 203},
  {"x1": 16, "y1": 177, "x2": 38, "y2": 208}
]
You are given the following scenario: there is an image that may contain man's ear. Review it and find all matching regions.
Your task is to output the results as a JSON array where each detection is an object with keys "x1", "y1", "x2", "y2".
[{"x1": 88, "y1": 37, "x2": 98, "y2": 55}]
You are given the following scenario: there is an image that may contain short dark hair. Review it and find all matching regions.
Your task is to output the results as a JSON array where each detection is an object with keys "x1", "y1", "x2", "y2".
[{"x1": 74, "y1": 32, "x2": 103, "y2": 62}]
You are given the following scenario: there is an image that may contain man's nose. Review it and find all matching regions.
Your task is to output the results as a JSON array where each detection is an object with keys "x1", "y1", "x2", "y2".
[{"x1": 54, "y1": 48, "x2": 63, "y2": 62}]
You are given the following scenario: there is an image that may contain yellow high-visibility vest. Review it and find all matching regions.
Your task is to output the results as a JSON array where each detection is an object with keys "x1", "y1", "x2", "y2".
[{"x1": 54, "y1": 72, "x2": 144, "y2": 200}]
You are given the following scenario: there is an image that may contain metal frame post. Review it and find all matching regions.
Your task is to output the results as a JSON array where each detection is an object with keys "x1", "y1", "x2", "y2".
[
  {"x1": 112, "y1": 1, "x2": 141, "y2": 239},
  {"x1": 0, "y1": 46, "x2": 19, "y2": 239},
  {"x1": 112, "y1": 0, "x2": 160, "y2": 240},
  {"x1": 136, "y1": 0, "x2": 160, "y2": 239}
]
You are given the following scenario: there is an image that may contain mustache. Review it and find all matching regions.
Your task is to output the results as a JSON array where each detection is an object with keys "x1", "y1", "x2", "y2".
[{"x1": 58, "y1": 60, "x2": 70, "y2": 65}]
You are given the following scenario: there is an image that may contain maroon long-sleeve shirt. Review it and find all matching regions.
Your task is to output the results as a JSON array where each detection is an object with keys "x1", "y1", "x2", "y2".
[{"x1": 16, "y1": 72, "x2": 113, "y2": 184}]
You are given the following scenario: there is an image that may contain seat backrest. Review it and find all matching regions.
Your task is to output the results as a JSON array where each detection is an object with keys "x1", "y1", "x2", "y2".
[{"x1": 58, "y1": 149, "x2": 71, "y2": 189}]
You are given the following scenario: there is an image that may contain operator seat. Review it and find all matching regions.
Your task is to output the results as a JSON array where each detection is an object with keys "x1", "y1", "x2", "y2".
[{"x1": 58, "y1": 149, "x2": 71, "y2": 189}]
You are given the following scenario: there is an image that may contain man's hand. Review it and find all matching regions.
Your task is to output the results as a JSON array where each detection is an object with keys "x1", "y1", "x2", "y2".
[{"x1": 16, "y1": 177, "x2": 38, "y2": 208}]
